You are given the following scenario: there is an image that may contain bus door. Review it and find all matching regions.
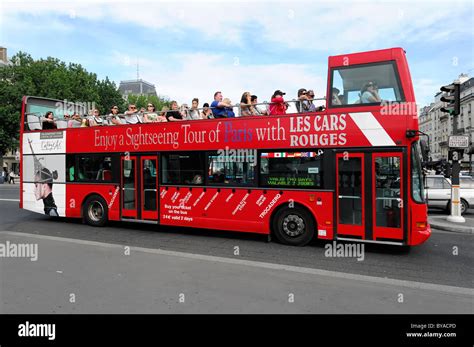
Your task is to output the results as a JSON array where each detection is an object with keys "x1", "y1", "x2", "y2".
[
  {"x1": 372, "y1": 152, "x2": 403, "y2": 240},
  {"x1": 336, "y1": 153, "x2": 365, "y2": 238},
  {"x1": 121, "y1": 156, "x2": 138, "y2": 218},
  {"x1": 121, "y1": 155, "x2": 159, "y2": 221},
  {"x1": 140, "y1": 156, "x2": 159, "y2": 220}
]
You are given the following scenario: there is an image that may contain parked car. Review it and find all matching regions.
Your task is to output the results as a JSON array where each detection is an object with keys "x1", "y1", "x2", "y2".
[{"x1": 424, "y1": 175, "x2": 474, "y2": 214}]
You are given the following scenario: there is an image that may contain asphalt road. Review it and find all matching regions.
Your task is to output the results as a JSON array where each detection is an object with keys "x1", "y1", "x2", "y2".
[{"x1": 1, "y1": 185, "x2": 473, "y2": 313}]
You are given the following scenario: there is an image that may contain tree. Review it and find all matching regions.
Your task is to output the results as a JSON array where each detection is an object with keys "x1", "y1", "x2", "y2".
[
  {"x1": 0, "y1": 51, "x2": 125, "y2": 156},
  {"x1": 127, "y1": 94, "x2": 170, "y2": 112}
]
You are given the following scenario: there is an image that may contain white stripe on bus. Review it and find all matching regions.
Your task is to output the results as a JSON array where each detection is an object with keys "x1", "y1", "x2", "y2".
[{"x1": 349, "y1": 112, "x2": 396, "y2": 146}]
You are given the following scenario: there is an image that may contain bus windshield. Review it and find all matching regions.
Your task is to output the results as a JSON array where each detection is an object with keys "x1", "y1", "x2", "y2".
[{"x1": 331, "y1": 62, "x2": 405, "y2": 107}]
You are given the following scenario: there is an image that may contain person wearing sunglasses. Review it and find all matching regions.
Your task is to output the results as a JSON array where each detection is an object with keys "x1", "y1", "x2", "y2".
[
  {"x1": 108, "y1": 105, "x2": 122, "y2": 125},
  {"x1": 360, "y1": 81, "x2": 382, "y2": 103}
]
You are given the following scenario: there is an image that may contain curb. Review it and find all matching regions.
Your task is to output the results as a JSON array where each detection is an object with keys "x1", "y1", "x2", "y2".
[{"x1": 429, "y1": 219, "x2": 474, "y2": 234}]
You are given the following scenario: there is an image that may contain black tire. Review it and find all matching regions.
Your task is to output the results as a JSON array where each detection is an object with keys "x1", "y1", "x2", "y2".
[
  {"x1": 83, "y1": 195, "x2": 108, "y2": 227},
  {"x1": 460, "y1": 199, "x2": 469, "y2": 215},
  {"x1": 272, "y1": 206, "x2": 315, "y2": 246}
]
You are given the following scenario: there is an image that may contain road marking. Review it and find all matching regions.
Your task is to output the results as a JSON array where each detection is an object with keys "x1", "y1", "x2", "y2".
[
  {"x1": 0, "y1": 198, "x2": 20, "y2": 202},
  {"x1": 1, "y1": 231, "x2": 473, "y2": 297}
]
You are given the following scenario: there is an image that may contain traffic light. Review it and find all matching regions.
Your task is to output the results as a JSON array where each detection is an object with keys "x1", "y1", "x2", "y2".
[{"x1": 440, "y1": 83, "x2": 460, "y2": 116}]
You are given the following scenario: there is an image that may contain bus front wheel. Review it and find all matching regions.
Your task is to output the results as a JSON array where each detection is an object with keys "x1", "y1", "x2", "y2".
[
  {"x1": 272, "y1": 206, "x2": 315, "y2": 246},
  {"x1": 83, "y1": 195, "x2": 108, "y2": 227}
]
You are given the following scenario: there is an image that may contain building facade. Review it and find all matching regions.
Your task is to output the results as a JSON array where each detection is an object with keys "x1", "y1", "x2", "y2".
[
  {"x1": 118, "y1": 79, "x2": 157, "y2": 100},
  {"x1": 419, "y1": 74, "x2": 473, "y2": 171}
]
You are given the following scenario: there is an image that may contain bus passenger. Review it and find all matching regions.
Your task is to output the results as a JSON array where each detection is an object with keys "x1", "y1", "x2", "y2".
[
  {"x1": 166, "y1": 101, "x2": 184, "y2": 121},
  {"x1": 360, "y1": 81, "x2": 382, "y2": 103},
  {"x1": 180, "y1": 104, "x2": 191, "y2": 120},
  {"x1": 189, "y1": 98, "x2": 202, "y2": 120},
  {"x1": 42, "y1": 111, "x2": 57, "y2": 130},
  {"x1": 108, "y1": 106, "x2": 122, "y2": 125},
  {"x1": 332, "y1": 87, "x2": 343, "y2": 105},
  {"x1": 251, "y1": 95, "x2": 267, "y2": 115},
  {"x1": 306, "y1": 90, "x2": 317, "y2": 112},
  {"x1": 210, "y1": 91, "x2": 232, "y2": 118},
  {"x1": 89, "y1": 109, "x2": 103, "y2": 126},
  {"x1": 125, "y1": 104, "x2": 138, "y2": 116},
  {"x1": 296, "y1": 88, "x2": 309, "y2": 112},
  {"x1": 68, "y1": 113, "x2": 82, "y2": 128},
  {"x1": 240, "y1": 92, "x2": 254, "y2": 116},
  {"x1": 269, "y1": 90, "x2": 288, "y2": 115},
  {"x1": 159, "y1": 106, "x2": 170, "y2": 122},
  {"x1": 223, "y1": 98, "x2": 235, "y2": 117},
  {"x1": 144, "y1": 103, "x2": 159, "y2": 123},
  {"x1": 201, "y1": 103, "x2": 213, "y2": 119}
]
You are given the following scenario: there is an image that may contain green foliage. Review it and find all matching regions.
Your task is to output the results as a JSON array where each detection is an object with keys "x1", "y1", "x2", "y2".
[
  {"x1": 126, "y1": 94, "x2": 170, "y2": 112},
  {"x1": 0, "y1": 51, "x2": 125, "y2": 155}
]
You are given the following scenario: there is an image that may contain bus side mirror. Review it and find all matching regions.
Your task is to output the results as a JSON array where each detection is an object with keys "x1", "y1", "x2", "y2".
[{"x1": 420, "y1": 140, "x2": 429, "y2": 162}]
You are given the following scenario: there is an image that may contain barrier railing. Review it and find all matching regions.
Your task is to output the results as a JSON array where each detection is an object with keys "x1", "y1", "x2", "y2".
[{"x1": 24, "y1": 98, "x2": 326, "y2": 131}]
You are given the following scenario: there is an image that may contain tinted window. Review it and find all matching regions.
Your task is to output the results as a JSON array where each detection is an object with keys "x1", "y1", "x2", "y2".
[
  {"x1": 460, "y1": 177, "x2": 474, "y2": 188},
  {"x1": 77, "y1": 156, "x2": 113, "y2": 182},
  {"x1": 161, "y1": 152, "x2": 205, "y2": 185},
  {"x1": 67, "y1": 154, "x2": 114, "y2": 182},
  {"x1": 260, "y1": 151, "x2": 323, "y2": 188},
  {"x1": 331, "y1": 62, "x2": 404, "y2": 107},
  {"x1": 208, "y1": 151, "x2": 256, "y2": 186}
]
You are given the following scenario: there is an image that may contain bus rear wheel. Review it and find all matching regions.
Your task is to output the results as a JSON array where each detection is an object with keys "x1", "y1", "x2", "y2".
[
  {"x1": 83, "y1": 195, "x2": 108, "y2": 227},
  {"x1": 272, "y1": 206, "x2": 315, "y2": 246}
]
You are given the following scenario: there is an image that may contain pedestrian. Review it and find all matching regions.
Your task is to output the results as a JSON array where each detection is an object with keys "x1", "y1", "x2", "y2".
[{"x1": 9, "y1": 169, "x2": 15, "y2": 184}]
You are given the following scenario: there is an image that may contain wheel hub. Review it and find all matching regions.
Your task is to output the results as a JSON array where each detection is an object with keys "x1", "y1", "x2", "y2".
[
  {"x1": 88, "y1": 201, "x2": 104, "y2": 222},
  {"x1": 282, "y1": 214, "x2": 305, "y2": 237}
]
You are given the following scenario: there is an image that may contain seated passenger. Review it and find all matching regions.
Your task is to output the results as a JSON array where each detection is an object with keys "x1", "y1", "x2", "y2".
[
  {"x1": 360, "y1": 81, "x2": 382, "y2": 103},
  {"x1": 42, "y1": 111, "x2": 57, "y2": 129},
  {"x1": 223, "y1": 98, "x2": 235, "y2": 118},
  {"x1": 306, "y1": 90, "x2": 319, "y2": 112},
  {"x1": 81, "y1": 118, "x2": 90, "y2": 127},
  {"x1": 201, "y1": 103, "x2": 214, "y2": 119},
  {"x1": 269, "y1": 90, "x2": 288, "y2": 115},
  {"x1": 251, "y1": 95, "x2": 267, "y2": 115},
  {"x1": 88, "y1": 109, "x2": 103, "y2": 126},
  {"x1": 210, "y1": 91, "x2": 232, "y2": 118},
  {"x1": 166, "y1": 101, "x2": 184, "y2": 121},
  {"x1": 296, "y1": 88, "x2": 309, "y2": 112},
  {"x1": 332, "y1": 87, "x2": 342, "y2": 105},
  {"x1": 144, "y1": 103, "x2": 160, "y2": 123},
  {"x1": 124, "y1": 104, "x2": 141, "y2": 124},
  {"x1": 68, "y1": 113, "x2": 82, "y2": 128},
  {"x1": 240, "y1": 92, "x2": 253, "y2": 116},
  {"x1": 108, "y1": 106, "x2": 122, "y2": 125},
  {"x1": 192, "y1": 174, "x2": 203, "y2": 184},
  {"x1": 125, "y1": 104, "x2": 138, "y2": 116},
  {"x1": 159, "y1": 106, "x2": 170, "y2": 122},
  {"x1": 180, "y1": 104, "x2": 191, "y2": 120},
  {"x1": 189, "y1": 98, "x2": 202, "y2": 120}
]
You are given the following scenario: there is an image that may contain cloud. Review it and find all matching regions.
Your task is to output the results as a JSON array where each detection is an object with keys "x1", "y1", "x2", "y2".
[
  {"x1": 2, "y1": 0, "x2": 472, "y2": 52},
  {"x1": 135, "y1": 52, "x2": 326, "y2": 108}
]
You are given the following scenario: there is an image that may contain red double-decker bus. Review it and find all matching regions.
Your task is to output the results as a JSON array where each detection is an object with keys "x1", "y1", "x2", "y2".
[{"x1": 20, "y1": 47, "x2": 431, "y2": 247}]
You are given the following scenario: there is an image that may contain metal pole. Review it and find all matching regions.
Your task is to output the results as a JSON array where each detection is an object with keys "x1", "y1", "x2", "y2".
[{"x1": 447, "y1": 83, "x2": 465, "y2": 223}]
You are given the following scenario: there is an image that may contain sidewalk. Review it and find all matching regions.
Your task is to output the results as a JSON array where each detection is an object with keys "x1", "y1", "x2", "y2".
[{"x1": 429, "y1": 215, "x2": 474, "y2": 234}]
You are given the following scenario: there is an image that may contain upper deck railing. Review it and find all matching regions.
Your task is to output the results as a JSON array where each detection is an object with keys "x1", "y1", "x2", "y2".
[{"x1": 24, "y1": 98, "x2": 326, "y2": 131}]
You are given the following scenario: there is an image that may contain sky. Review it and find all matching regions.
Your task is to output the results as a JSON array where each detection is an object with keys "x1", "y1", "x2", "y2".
[{"x1": 0, "y1": 0, "x2": 472, "y2": 108}]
